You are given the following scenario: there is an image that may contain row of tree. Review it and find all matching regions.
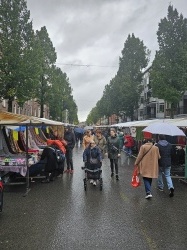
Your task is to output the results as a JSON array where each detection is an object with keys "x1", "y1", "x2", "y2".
[
  {"x1": 0, "y1": 0, "x2": 78, "y2": 123},
  {"x1": 86, "y1": 5, "x2": 187, "y2": 124}
]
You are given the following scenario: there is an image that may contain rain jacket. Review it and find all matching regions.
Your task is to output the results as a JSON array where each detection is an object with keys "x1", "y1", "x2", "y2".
[
  {"x1": 107, "y1": 135, "x2": 120, "y2": 160},
  {"x1": 82, "y1": 135, "x2": 94, "y2": 149},
  {"x1": 156, "y1": 140, "x2": 172, "y2": 168},
  {"x1": 124, "y1": 135, "x2": 134, "y2": 148},
  {"x1": 135, "y1": 142, "x2": 160, "y2": 178},
  {"x1": 83, "y1": 145, "x2": 102, "y2": 163},
  {"x1": 64, "y1": 130, "x2": 76, "y2": 150},
  {"x1": 94, "y1": 135, "x2": 107, "y2": 155},
  {"x1": 46, "y1": 139, "x2": 66, "y2": 154}
]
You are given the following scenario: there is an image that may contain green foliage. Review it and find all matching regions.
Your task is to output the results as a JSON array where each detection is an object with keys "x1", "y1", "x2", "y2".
[
  {"x1": 0, "y1": 0, "x2": 41, "y2": 110},
  {"x1": 86, "y1": 33, "x2": 150, "y2": 122},
  {"x1": 0, "y1": 0, "x2": 78, "y2": 122},
  {"x1": 35, "y1": 26, "x2": 57, "y2": 117},
  {"x1": 48, "y1": 66, "x2": 78, "y2": 123},
  {"x1": 116, "y1": 33, "x2": 150, "y2": 119},
  {"x1": 151, "y1": 5, "x2": 187, "y2": 117}
]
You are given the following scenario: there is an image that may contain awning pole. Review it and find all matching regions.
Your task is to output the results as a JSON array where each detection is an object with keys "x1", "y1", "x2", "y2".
[{"x1": 23, "y1": 123, "x2": 30, "y2": 196}]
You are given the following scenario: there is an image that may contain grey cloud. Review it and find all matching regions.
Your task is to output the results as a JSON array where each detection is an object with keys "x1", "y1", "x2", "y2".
[{"x1": 27, "y1": 0, "x2": 187, "y2": 121}]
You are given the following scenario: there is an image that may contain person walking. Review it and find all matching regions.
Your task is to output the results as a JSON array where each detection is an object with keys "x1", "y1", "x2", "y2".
[
  {"x1": 123, "y1": 132, "x2": 134, "y2": 157},
  {"x1": 83, "y1": 140, "x2": 102, "y2": 186},
  {"x1": 82, "y1": 130, "x2": 94, "y2": 149},
  {"x1": 106, "y1": 128, "x2": 120, "y2": 180},
  {"x1": 94, "y1": 129, "x2": 107, "y2": 158},
  {"x1": 134, "y1": 138, "x2": 160, "y2": 199},
  {"x1": 117, "y1": 129, "x2": 124, "y2": 151},
  {"x1": 155, "y1": 134, "x2": 174, "y2": 197},
  {"x1": 64, "y1": 126, "x2": 76, "y2": 174}
]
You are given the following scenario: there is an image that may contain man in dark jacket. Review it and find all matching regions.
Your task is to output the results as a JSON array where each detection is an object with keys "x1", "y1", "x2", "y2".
[
  {"x1": 156, "y1": 134, "x2": 174, "y2": 197},
  {"x1": 106, "y1": 128, "x2": 120, "y2": 180},
  {"x1": 64, "y1": 126, "x2": 76, "y2": 173}
]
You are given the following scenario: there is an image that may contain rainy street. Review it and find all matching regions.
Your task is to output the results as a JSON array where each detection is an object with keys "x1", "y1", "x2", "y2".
[{"x1": 0, "y1": 144, "x2": 187, "y2": 250}]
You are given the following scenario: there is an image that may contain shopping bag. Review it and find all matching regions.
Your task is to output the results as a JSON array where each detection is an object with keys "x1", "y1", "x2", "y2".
[{"x1": 131, "y1": 166, "x2": 141, "y2": 188}]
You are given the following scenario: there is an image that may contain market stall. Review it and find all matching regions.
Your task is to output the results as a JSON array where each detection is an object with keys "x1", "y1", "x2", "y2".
[
  {"x1": 0, "y1": 111, "x2": 65, "y2": 195},
  {"x1": 113, "y1": 118, "x2": 187, "y2": 181}
]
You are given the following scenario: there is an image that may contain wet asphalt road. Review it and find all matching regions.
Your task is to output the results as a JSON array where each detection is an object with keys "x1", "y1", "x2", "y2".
[{"x1": 0, "y1": 144, "x2": 187, "y2": 250}]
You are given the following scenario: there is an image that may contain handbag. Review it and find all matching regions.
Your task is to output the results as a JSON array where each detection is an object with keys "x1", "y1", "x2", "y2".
[{"x1": 131, "y1": 166, "x2": 141, "y2": 188}]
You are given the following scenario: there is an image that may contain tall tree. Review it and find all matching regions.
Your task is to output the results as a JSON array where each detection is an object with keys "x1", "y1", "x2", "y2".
[
  {"x1": 0, "y1": 0, "x2": 41, "y2": 111},
  {"x1": 117, "y1": 33, "x2": 150, "y2": 120},
  {"x1": 48, "y1": 66, "x2": 78, "y2": 123},
  {"x1": 150, "y1": 5, "x2": 187, "y2": 118},
  {"x1": 35, "y1": 26, "x2": 57, "y2": 117}
]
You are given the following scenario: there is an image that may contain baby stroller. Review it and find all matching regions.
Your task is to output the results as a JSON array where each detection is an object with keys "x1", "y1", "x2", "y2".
[{"x1": 83, "y1": 162, "x2": 103, "y2": 191}]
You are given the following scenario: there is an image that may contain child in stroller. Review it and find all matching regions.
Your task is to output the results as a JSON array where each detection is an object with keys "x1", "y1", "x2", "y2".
[{"x1": 83, "y1": 140, "x2": 103, "y2": 190}]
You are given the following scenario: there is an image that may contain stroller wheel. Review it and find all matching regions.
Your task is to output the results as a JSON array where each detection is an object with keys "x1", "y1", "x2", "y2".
[
  {"x1": 100, "y1": 178, "x2": 103, "y2": 191},
  {"x1": 83, "y1": 178, "x2": 87, "y2": 191}
]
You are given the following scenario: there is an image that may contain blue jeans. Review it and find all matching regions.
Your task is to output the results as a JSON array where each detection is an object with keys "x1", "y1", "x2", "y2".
[
  {"x1": 124, "y1": 147, "x2": 132, "y2": 156},
  {"x1": 143, "y1": 177, "x2": 152, "y2": 194},
  {"x1": 158, "y1": 166, "x2": 174, "y2": 189}
]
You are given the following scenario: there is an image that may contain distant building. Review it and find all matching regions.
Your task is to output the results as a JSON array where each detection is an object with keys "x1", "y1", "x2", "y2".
[
  {"x1": 0, "y1": 98, "x2": 49, "y2": 118},
  {"x1": 137, "y1": 67, "x2": 165, "y2": 120}
]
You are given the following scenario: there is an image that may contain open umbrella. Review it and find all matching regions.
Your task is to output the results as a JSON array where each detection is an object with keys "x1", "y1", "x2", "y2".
[{"x1": 142, "y1": 122, "x2": 186, "y2": 136}]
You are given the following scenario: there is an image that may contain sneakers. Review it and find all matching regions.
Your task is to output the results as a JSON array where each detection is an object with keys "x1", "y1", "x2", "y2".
[
  {"x1": 157, "y1": 187, "x2": 163, "y2": 191},
  {"x1": 64, "y1": 169, "x2": 70, "y2": 173},
  {"x1": 90, "y1": 180, "x2": 97, "y2": 186},
  {"x1": 111, "y1": 172, "x2": 114, "y2": 177},
  {"x1": 116, "y1": 175, "x2": 119, "y2": 181},
  {"x1": 169, "y1": 188, "x2": 174, "y2": 197},
  {"x1": 70, "y1": 170, "x2": 74, "y2": 174},
  {"x1": 145, "y1": 193, "x2": 153, "y2": 199}
]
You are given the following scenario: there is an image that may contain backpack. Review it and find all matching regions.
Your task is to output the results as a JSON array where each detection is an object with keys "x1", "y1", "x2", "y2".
[{"x1": 55, "y1": 149, "x2": 65, "y2": 163}]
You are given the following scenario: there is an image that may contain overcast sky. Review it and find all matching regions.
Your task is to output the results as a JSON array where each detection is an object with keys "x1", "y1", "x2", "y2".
[{"x1": 27, "y1": 0, "x2": 187, "y2": 122}]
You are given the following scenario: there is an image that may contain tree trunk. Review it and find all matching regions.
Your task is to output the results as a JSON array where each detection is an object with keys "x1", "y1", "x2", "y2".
[
  {"x1": 107, "y1": 116, "x2": 110, "y2": 125},
  {"x1": 8, "y1": 99, "x2": 13, "y2": 112},
  {"x1": 170, "y1": 103, "x2": 176, "y2": 119},
  {"x1": 40, "y1": 103, "x2": 44, "y2": 118}
]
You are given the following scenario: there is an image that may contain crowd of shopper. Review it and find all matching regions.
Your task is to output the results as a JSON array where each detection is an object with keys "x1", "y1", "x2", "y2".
[{"x1": 34, "y1": 126, "x2": 175, "y2": 200}]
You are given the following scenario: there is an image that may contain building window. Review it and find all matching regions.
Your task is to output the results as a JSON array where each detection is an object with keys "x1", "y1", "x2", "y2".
[{"x1": 159, "y1": 104, "x2": 164, "y2": 113}]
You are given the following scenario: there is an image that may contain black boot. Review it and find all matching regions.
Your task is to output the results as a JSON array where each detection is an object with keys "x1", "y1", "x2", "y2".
[{"x1": 116, "y1": 175, "x2": 119, "y2": 181}]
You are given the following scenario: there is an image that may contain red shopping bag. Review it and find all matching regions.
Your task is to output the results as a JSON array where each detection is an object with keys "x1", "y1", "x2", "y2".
[{"x1": 131, "y1": 166, "x2": 141, "y2": 188}]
